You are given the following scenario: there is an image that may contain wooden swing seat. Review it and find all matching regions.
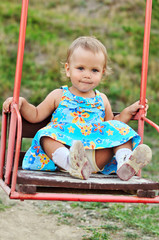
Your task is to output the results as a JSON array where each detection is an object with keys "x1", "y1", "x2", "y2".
[
  {"x1": 14, "y1": 115, "x2": 159, "y2": 198},
  {"x1": 16, "y1": 170, "x2": 159, "y2": 198}
]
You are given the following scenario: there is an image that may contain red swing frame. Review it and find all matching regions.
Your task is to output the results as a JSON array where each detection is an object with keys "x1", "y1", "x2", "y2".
[{"x1": 0, "y1": 0, "x2": 159, "y2": 203}]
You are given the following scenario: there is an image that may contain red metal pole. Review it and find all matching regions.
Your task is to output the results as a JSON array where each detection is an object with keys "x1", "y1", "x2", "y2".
[
  {"x1": 4, "y1": 111, "x2": 16, "y2": 185},
  {"x1": 11, "y1": 105, "x2": 22, "y2": 193},
  {"x1": 4, "y1": 0, "x2": 29, "y2": 185},
  {"x1": 13, "y1": 0, "x2": 29, "y2": 104},
  {"x1": 0, "y1": 179, "x2": 11, "y2": 196},
  {"x1": 9, "y1": 192, "x2": 159, "y2": 204},
  {"x1": 138, "y1": 0, "x2": 152, "y2": 140},
  {"x1": 142, "y1": 116, "x2": 159, "y2": 133},
  {"x1": 0, "y1": 112, "x2": 8, "y2": 178}
]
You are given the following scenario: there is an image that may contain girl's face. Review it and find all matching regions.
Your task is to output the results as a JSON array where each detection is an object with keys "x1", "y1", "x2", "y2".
[{"x1": 65, "y1": 47, "x2": 105, "y2": 97}]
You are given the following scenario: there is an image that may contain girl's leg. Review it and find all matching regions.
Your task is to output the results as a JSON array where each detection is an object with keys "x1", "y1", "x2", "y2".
[
  {"x1": 94, "y1": 141, "x2": 151, "y2": 181},
  {"x1": 113, "y1": 140, "x2": 133, "y2": 171},
  {"x1": 113, "y1": 140, "x2": 132, "y2": 154},
  {"x1": 41, "y1": 137, "x2": 70, "y2": 170},
  {"x1": 41, "y1": 137, "x2": 92, "y2": 180},
  {"x1": 41, "y1": 137, "x2": 151, "y2": 181},
  {"x1": 41, "y1": 136, "x2": 66, "y2": 159},
  {"x1": 95, "y1": 148, "x2": 114, "y2": 170},
  {"x1": 94, "y1": 141, "x2": 132, "y2": 170},
  {"x1": 112, "y1": 140, "x2": 152, "y2": 181},
  {"x1": 41, "y1": 137, "x2": 132, "y2": 172}
]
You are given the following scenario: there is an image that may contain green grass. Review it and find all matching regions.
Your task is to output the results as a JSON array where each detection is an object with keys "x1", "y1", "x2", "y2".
[
  {"x1": 34, "y1": 201, "x2": 159, "y2": 240},
  {"x1": 0, "y1": 199, "x2": 11, "y2": 211},
  {"x1": 83, "y1": 229, "x2": 109, "y2": 240}
]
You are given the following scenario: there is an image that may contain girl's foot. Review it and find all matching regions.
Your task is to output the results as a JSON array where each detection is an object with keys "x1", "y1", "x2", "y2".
[
  {"x1": 117, "y1": 144, "x2": 152, "y2": 181},
  {"x1": 69, "y1": 140, "x2": 93, "y2": 180}
]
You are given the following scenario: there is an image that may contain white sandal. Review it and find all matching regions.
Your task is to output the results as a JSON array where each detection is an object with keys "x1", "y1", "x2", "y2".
[{"x1": 117, "y1": 144, "x2": 152, "y2": 181}]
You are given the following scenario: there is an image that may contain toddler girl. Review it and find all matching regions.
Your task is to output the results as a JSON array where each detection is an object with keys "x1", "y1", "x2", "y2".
[{"x1": 3, "y1": 36, "x2": 152, "y2": 181}]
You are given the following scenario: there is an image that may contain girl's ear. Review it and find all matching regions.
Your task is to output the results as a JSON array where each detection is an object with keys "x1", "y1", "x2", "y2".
[
  {"x1": 102, "y1": 68, "x2": 106, "y2": 74},
  {"x1": 65, "y1": 63, "x2": 70, "y2": 77}
]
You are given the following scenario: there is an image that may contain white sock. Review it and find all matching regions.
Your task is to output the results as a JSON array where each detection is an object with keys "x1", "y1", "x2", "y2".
[
  {"x1": 115, "y1": 148, "x2": 132, "y2": 170},
  {"x1": 52, "y1": 147, "x2": 70, "y2": 170}
]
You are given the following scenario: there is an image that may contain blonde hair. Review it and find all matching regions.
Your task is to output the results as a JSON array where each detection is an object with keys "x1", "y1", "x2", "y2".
[{"x1": 66, "y1": 36, "x2": 112, "y2": 75}]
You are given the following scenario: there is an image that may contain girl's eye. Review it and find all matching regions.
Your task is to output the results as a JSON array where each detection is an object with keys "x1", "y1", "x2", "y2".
[
  {"x1": 78, "y1": 67, "x2": 84, "y2": 71},
  {"x1": 92, "y1": 68, "x2": 99, "y2": 73}
]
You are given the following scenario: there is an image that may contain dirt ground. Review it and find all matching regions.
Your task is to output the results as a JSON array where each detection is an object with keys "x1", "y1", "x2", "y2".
[
  {"x1": 1, "y1": 186, "x2": 159, "y2": 240},
  {"x1": 0, "y1": 188, "x2": 86, "y2": 240}
]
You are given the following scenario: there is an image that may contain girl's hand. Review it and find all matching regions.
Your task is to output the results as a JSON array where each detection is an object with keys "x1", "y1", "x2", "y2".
[
  {"x1": 115, "y1": 99, "x2": 148, "y2": 123},
  {"x1": 128, "y1": 99, "x2": 148, "y2": 116},
  {"x1": 3, "y1": 97, "x2": 24, "y2": 113},
  {"x1": 3, "y1": 97, "x2": 13, "y2": 113}
]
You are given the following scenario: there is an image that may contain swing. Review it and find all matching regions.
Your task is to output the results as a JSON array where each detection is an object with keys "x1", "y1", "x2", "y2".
[{"x1": 0, "y1": 0, "x2": 159, "y2": 203}]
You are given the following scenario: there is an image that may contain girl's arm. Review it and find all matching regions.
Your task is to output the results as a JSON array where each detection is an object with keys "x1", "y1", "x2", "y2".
[
  {"x1": 100, "y1": 93, "x2": 114, "y2": 121},
  {"x1": 100, "y1": 93, "x2": 148, "y2": 123},
  {"x1": 3, "y1": 89, "x2": 63, "y2": 123},
  {"x1": 114, "y1": 100, "x2": 147, "y2": 123}
]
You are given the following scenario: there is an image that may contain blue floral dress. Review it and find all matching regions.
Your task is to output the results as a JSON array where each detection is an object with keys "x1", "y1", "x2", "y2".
[{"x1": 22, "y1": 86, "x2": 141, "y2": 174}]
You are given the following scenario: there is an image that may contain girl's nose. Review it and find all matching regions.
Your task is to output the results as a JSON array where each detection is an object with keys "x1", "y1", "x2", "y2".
[{"x1": 84, "y1": 70, "x2": 91, "y2": 78}]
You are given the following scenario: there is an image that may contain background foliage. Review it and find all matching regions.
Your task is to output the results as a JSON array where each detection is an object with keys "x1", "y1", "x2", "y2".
[{"x1": 0, "y1": 0, "x2": 159, "y2": 123}]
